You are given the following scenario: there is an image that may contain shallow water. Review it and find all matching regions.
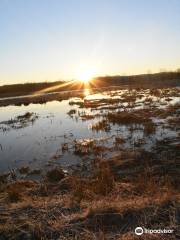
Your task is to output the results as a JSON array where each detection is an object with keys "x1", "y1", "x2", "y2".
[
  {"x1": 0, "y1": 88, "x2": 179, "y2": 174},
  {"x1": 0, "y1": 98, "x2": 113, "y2": 173}
]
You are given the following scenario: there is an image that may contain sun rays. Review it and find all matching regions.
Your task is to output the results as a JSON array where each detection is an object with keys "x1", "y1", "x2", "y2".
[
  {"x1": 32, "y1": 64, "x2": 100, "y2": 96},
  {"x1": 33, "y1": 77, "x2": 99, "y2": 96},
  {"x1": 76, "y1": 69, "x2": 96, "y2": 83},
  {"x1": 34, "y1": 79, "x2": 77, "y2": 95}
]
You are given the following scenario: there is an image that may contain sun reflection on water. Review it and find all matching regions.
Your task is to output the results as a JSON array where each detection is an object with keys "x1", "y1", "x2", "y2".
[{"x1": 84, "y1": 88, "x2": 90, "y2": 96}]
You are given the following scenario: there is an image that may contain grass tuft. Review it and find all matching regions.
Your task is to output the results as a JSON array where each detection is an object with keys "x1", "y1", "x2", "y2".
[{"x1": 46, "y1": 168, "x2": 65, "y2": 182}]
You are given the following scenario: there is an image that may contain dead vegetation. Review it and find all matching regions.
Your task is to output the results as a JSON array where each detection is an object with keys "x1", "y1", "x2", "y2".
[
  {"x1": 67, "y1": 109, "x2": 77, "y2": 115},
  {"x1": 0, "y1": 86, "x2": 179, "y2": 239},
  {"x1": 91, "y1": 119, "x2": 111, "y2": 132},
  {"x1": 0, "y1": 151, "x2": 179, "y2": 239},
  {"x1": 7, "y1": 186, "x2": 22, "y2": 202},
  {"x1": 80, "y1": 114, "x2": 95, "y2": 120},
  {"x1": 107, "y1": 111, "x2": 151, "y2": 125},
  {"x1": 46, "y1": 167, "x2": 65, "y2": 182},
  {"x1": 0, "y1": 112, "x2": 38, "y2": 131}
]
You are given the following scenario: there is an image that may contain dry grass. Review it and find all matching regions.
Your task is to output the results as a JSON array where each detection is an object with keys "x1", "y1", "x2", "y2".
[
  {"x1": 0, "y1": 163, "x2": 179, "y2": 239},
  {"x1": 74, "y1": 139, "x2": 95, "y2": 155},
  {"x1": 0, "y1": 112, "x2": 38, "y2": 130},
  {"x1": 0, "y1": 86, "x2": 179, "y2": 239},
  {"x1": 91, "y1": 119, "x2": 110, "y2": 132},
  {"x1": 107, "y1": 111, "x2": 149, "y2": 125},
  {"x1": 80, "y1": 114, "x2": 95, "y2": 120},
  {"x1": 46, "y1": 167, "x2": 65, "y2": 182},
  {"x1": 68, "y1": 163, "x2": 115, "y2": 204},
  {"x1": 7, "y1": 186, "x2": 22, "y2": 202},
  {"x1": 144, "y1": 121, "x2": 156, "y2": 135}
]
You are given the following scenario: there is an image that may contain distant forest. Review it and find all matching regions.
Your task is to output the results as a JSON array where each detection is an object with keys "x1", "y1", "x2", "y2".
[
  {"x1": 93, "y1": 71, "x2": 180, "y2": 88},
  {"x1": 0, "y1": 71, "x2": 180, "y2": 98}
]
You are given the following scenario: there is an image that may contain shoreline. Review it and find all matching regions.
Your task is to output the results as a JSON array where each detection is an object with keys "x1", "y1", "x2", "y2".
[{"x1": 0, "y1": 86, "x2": 125, "y2": 107}]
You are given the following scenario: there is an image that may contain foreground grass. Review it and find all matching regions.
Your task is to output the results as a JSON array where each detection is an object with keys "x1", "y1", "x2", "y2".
[{"x1": 0, "y1": 148, "x2": 179, "y2": 239}]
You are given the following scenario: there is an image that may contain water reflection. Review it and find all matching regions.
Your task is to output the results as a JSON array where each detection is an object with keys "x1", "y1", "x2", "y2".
[
  {"x1": 0, "y1": 88, "x2": 179, "y2": 175},
  {"x1": 84, "y1": 88, "x2": 90, "y2": 96}
]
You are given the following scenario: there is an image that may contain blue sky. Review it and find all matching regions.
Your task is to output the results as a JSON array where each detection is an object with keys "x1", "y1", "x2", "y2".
[{"x1": 0, "y1": 0, "x2": 180, "y2": 85}]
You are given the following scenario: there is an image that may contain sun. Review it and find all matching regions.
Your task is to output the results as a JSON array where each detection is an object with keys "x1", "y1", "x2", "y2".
[{"x1": 77, "y1": 69, "x2": 95, "y2": 83}]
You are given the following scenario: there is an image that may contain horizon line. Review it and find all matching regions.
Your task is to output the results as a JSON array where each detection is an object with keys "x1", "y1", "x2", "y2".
[{"x1": 1, "y1": 69, "x2": 180, "y2": 87}]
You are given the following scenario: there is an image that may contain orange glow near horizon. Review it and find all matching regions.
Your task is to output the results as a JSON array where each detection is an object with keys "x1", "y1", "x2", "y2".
[
  {"x1": 34, "y1": 79, "x2": 77, "y2": 95},
  {"x1": 75, "y1": 64, "x2": 98, "y2": 83},
  {"x1": 34, "y1": 78, "x2": 95, "y2": 95},
  {"x1": 77, "y1": 70, "x2": 95, "y2": 83},
  {"x1": 33, "y1": 75, "x2": 99, "y2": 97},
  {"x1": 32, "y1": 64, "x2": 100, "y2": 95}
]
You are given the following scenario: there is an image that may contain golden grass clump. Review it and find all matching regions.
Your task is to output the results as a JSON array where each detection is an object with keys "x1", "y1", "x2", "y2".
[{"x1": 92, "y1": 162, "x2": 115, "y2": 196}]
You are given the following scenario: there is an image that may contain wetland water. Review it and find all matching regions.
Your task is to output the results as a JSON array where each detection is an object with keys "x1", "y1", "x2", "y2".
[{"x1": 0, "y1": 88, "x2": 179, "y2": 176}]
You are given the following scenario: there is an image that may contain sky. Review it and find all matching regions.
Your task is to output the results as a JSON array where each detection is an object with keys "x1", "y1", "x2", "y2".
[{"x1": 0, "y1": 0, "x2": 180, "y2": 85}]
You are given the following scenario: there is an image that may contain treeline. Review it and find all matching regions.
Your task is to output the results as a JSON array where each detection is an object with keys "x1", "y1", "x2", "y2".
[
  {"x1": 93, "y1": 71, "x2": 180, "y2": 88},
  {"x1": 0, "y1": 81, "x2": 66, "y2": 98},
  {"x1": 0, "y1": 71, "x2": 180, "y2": 98}
]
